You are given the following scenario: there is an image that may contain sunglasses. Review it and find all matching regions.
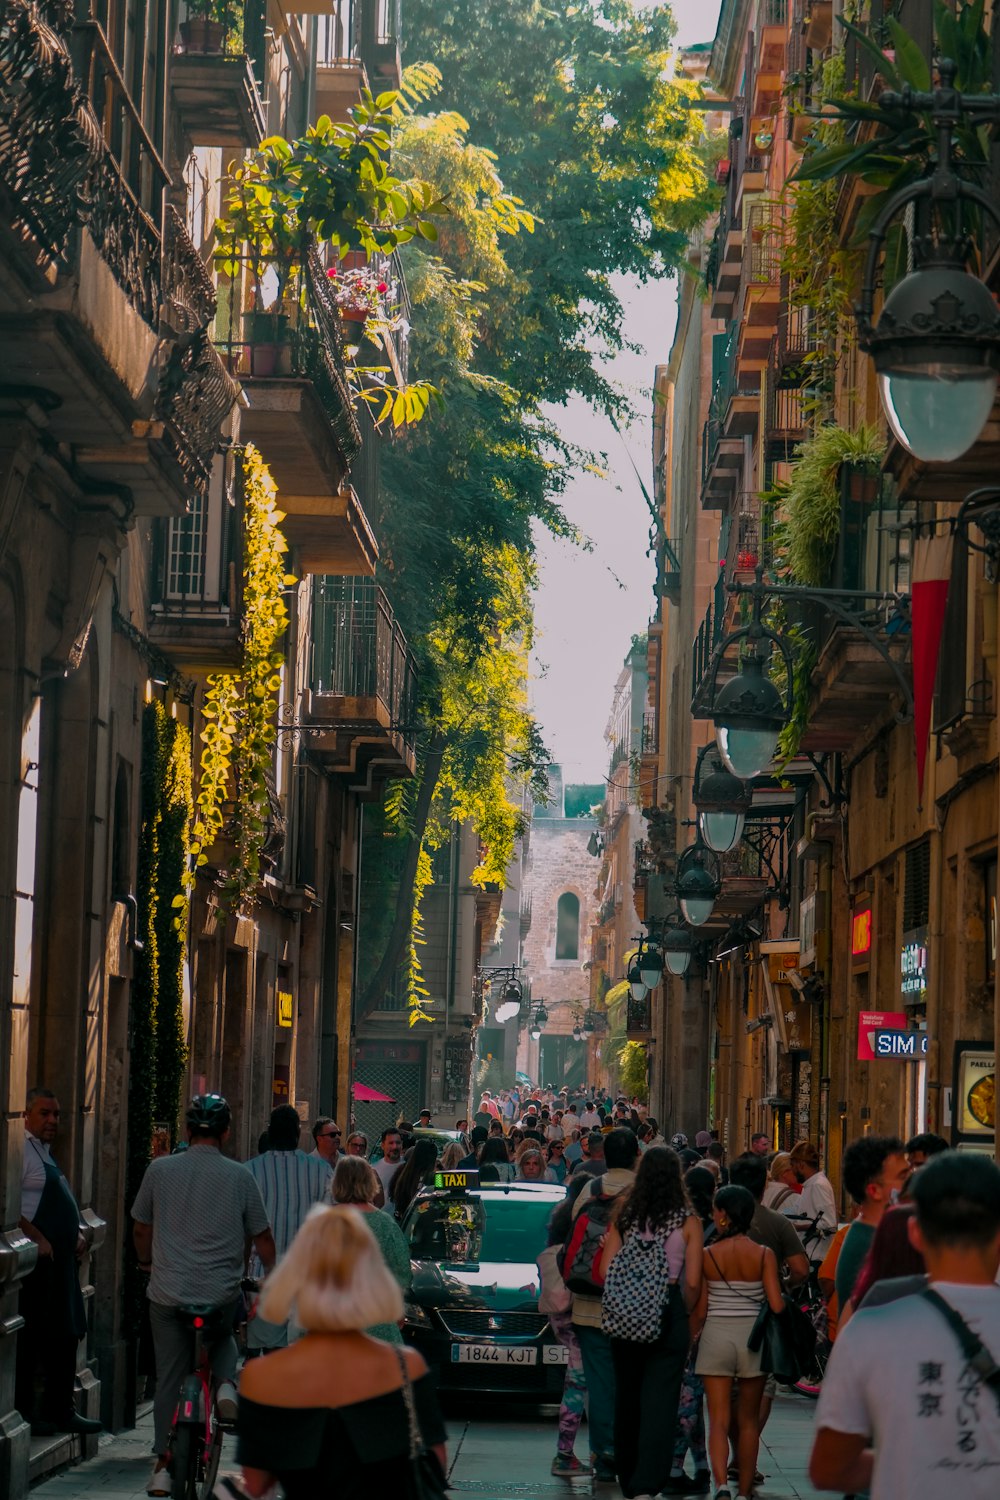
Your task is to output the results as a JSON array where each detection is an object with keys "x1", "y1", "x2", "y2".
[{"x1": 320, "y1": 1131, "x2": 341, "y2": 1139}]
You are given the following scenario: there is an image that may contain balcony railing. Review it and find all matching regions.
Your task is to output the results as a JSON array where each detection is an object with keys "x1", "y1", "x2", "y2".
[
  {"x1": 741, "y1": 200, "x2": 783, "y2": 290},
  {"x1": 311, "y1": 576, "x2": 417, "y2": 755},
  {"x1": 691, "y1": 570, "x2": 729, "y2": 713},
  {"x1": 641, "y1": 712, "x2": 658, "y2": 756},
  {"x1": 216, "y1": 249, "x2": 362, "y2": 467},
  {"x1": 175, "y1": 0, "x2": 268, "y2": 88},
  {"x1": 626, "y1": 994, "x2": 652, "y2": 1039}
]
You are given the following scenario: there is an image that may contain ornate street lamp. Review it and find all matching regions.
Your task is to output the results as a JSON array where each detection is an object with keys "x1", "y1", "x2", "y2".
[
  {"x1": 675, "y1": 832, "x2": 722, "y2": 927},
  {"x1": 639, "y1": 944, "x2": 664, "y2": 991},
  {"x1": 493, "y1": 976, "x2": 523, "y2": 1024},
  {"x1": 626, "y1": 956, "x2": 648, "y2": 1003},
  {"x1": 693, "y1": 742, "x2": 752, "y2": 854},
  {"x1": 854, "y1": 61, "x2": 1000, "y2": 463},
  {"x1": 528, "y1": 1001, "x2": 548, "y2": 1041},
  {"x1": 662, "y1": 912, "x2": 695, "y2": 977},
  {"x1": 707, "y1": 581, "x2": 794, "y2": 782}
]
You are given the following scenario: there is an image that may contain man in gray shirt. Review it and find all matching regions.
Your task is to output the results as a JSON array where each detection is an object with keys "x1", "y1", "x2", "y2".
[
  {"x1": 132, "y1": 1094, "x2": 275, "y2": 1497},
  {"x1": 373, "y1": 1126, "x2": 405, "y2": 1206}
]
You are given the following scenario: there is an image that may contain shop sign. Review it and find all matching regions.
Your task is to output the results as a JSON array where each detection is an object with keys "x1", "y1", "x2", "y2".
[
  {"x1": 851, "y1": 895, "x2": 873, "y2": 971},
  {"x1": 760, "y1": 943, "x2": 812, "y2": 1053},
  {"x1": 858, "y1": 1010, "x2": 907, "y2": 1061},
  {"x1": 277, "y1": 990, "x2": 293, "y2": 1028},
  {"x1": 272, "y1": 1064, "x2": 290, "y2": 1105},
  {"x1": 900, "y1": 926, "x2": 929, "y2": 1003},
  {"x1": 952, "y1": 1042, "x2": 995, "y2": 1143},
  {"x1": 873, "y1": 1029, "x2": 929, "y2": 1059}
]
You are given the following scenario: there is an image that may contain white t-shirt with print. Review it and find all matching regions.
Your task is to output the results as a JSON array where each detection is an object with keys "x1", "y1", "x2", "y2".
[{"x1": 816, "y1": 1282, "x2": 1000, "y2": 1500}]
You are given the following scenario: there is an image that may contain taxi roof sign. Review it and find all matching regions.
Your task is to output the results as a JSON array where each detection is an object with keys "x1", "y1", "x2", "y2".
[{"x1": 433, "y1": 1168, "x2": 479, "y2": 1191}]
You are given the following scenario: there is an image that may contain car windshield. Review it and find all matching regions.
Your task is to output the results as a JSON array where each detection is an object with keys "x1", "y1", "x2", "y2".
[{"x1": 406, "y1": 1191, "x2": 555, "y2": 1266}]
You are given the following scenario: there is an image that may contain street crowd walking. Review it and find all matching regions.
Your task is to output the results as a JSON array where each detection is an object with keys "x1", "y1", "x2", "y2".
[{"x1": 16, "y1": 1076, "x2": 1000, "y2": 1500}]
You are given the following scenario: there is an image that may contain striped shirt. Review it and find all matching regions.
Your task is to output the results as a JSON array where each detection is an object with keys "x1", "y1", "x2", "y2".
[{"x1": 245, "y1": 1149, "x2": 332, "y2": 1275}]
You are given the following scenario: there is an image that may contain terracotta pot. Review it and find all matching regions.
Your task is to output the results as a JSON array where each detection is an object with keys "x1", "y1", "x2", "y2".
[
  {"x1": 340, "y1": 307, "x2": 369, "y2": 324},
  {"x1": 179, "y1": 18, "x2": 226, "y2": 53},
  {"x1": 244, "y1": 311, "x2": 288, "y2": 377}
]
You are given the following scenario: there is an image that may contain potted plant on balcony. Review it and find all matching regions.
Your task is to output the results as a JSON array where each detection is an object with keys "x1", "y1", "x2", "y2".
[
  {"x1": 178, "y1": 0, "x2": 241, "y2": 55},
  {"x1": 327, "y1": 263, "x2": 390, "y2": 326}
]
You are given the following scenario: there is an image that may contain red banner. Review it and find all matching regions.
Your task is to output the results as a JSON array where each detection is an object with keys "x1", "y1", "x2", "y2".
[{"x1": 911, "y1": 532, "x2": 953, "y2": 802}]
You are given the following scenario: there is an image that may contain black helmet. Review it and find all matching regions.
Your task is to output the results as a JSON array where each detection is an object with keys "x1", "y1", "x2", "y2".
[{"x1": 186, "y1": 1093, "x2": 231, "y2": 1137}]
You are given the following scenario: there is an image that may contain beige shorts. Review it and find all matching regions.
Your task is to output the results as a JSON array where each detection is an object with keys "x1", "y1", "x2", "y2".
[{"x1": 695, "y1": 1314, "x2": 764, "y2": 1379}]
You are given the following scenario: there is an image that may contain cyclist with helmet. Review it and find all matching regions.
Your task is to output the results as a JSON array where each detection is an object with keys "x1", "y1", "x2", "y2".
[{"x1": 132, "y1": 1095, "x2": 276, "y2": 1498}]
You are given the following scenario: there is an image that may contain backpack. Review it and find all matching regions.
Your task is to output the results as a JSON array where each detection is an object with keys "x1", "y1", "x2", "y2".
[
  {"x1": 557, "y1": 1176, "x2": 616, "y2": 1294},
  {"x1": 601, "y1": 1220, "x2": 681, "y2": 1343}
]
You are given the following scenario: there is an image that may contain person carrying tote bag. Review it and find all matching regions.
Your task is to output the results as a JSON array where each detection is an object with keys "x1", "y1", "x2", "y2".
[{"x1": 597, "y1": 1147, "x2": 703, "y2": 1500}]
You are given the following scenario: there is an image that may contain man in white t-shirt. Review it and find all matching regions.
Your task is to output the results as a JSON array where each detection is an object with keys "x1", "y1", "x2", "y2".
[
  {"x1": 579, "y1": 1101, "x2": 601, "y2": 1130},
  {"x1": 810, "y1": 1151, "x2": 1000, "y2": 1500}
]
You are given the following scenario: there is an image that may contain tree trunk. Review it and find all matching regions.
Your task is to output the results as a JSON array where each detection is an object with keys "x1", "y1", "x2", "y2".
[{"x1": 357, "y1": 728, "x2": 447, "y2": 1019}]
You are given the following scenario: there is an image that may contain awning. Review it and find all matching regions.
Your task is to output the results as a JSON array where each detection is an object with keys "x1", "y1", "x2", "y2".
[{"x1": 353, "y1": 1083, "x2": 396, "y2": 1103}]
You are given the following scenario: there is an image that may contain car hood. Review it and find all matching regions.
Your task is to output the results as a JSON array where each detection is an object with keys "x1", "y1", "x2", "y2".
[{"x1": 410, "y1": 1259, "x2": 540, "y2": 1312}]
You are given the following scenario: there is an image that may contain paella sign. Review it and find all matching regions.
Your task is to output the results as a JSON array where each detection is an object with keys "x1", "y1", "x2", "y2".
[{"x1": 953, "y1": 1042, "x2": 996, "y2": 1143}]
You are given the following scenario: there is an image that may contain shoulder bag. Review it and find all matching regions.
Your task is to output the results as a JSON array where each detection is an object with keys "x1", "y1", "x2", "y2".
[
  {"x1": 395, "y1": 1348, "x2": 449, "y2": 1500},
  {"x1": 921, "y1": 1288, "x2": 1000, "y2": 1415}
]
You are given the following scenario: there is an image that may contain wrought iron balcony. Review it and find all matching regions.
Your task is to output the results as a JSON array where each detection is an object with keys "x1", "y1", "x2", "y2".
[
  {"x1": 305, "y1": 576, "x2": 417, "y2": 783},
  {"x1": 148, "y1": 454, "x2": 244, "y2": 669},
  {"x1": 171, "y1": 0, "x2": 267, "y2": 148},
  {"x1": 626, "y1": 994, "x2": 652, "y2": 1040},
  {"x1": 220, "y1": 250, "x2": 366, "y2": 567},
  {"x1": 0, "y1": 6, "x2": 240, "y2": 515}
]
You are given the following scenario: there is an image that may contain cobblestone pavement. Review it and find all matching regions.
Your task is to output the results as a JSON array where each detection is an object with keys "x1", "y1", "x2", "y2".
[{"x1": 30, "y1": 1389, "x2": 823, "y2": 1499}]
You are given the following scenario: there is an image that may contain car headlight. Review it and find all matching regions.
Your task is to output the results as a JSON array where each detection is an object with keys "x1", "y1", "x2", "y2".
[{"x1": 403, "y1": 1302, "x2": 433, "y2": 1329}]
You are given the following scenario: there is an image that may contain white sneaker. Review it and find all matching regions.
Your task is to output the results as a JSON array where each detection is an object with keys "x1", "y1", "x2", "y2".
[
  {"x1": 147, "y1": 1462, "x2": 171, "y2": 1497},
  {"x1": 215, "y1": 1380, "x2": 238, "y2": 1423}
]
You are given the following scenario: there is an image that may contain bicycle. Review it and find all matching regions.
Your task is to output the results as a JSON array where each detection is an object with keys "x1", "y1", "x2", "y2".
[
  {"x1": 782, "y1": 1210, "x2": 834, "y2": 1399},
  {"x1": 166, "y1": 1301, "x2": 239, "y2": 1500}
]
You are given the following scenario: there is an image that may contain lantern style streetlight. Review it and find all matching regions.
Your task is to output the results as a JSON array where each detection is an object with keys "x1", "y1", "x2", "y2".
[
  {"x1": 662, "y1": 912, "x2": 695, "y2": 977},
  {"x1": 706, "y1": 567, "x2": 794, "y2": 782},
  {"x1": 693, "y1": 743, "x2": 752, "y2": 854},
  {"x1": 626, "y1": 956, "x2": 648, "y2": 1003},
  {"x1": 675, "y1": 833, "x2": 722, "y2": 927},
  {"x1": 854, "y1": 61, "x2": 1000, "y2": 463},
  {"x1": 639, "y1": 945, "x2": 664, "y2": 991}
]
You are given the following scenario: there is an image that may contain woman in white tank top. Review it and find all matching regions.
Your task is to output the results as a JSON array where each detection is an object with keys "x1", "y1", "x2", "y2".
[{"x1": 692, "y1": 1186, "x2": 785, "y2": 1500}]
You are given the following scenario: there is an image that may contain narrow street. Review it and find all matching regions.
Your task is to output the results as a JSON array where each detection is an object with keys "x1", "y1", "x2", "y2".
[{"x1": 29, "y1": 1392, "x2": 823, "y2": 1500}]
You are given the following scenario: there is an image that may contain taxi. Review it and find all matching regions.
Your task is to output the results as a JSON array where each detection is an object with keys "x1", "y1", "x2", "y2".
[{"x1": 399, "y1": 1168, "x2": 569, "y2": 1400}]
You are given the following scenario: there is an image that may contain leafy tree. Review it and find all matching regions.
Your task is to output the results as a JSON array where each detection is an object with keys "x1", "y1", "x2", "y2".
[
  {"x1": 402, "y1": 0, "x2": 717, "y2": 415},
  {"x1": 358, "y1": 8, "x2": 717, "y2": 1017}
]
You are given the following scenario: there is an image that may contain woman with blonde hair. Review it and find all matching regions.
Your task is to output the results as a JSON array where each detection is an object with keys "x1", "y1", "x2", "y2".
[
  {"x1": 237, "y1": 1207, "x2": 445, "y2": 1498},
  {"x1": 331, "y1": 1157, "x2": 411, "y2": 1342},
  {"x1": 439, "y1": 1141, "x2": 464, "y2": 1170},
  {"x1": 762, "y1": 1152, "x2": 801, "y2": 1211}
]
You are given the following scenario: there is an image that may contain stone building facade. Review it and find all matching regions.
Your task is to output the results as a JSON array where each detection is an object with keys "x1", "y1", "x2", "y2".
[{"x1": 518, "y1": 768, "x2": 599, "y2": 1091}]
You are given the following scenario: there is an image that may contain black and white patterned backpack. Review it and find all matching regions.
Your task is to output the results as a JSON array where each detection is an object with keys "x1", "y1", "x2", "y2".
[{"x1": 601, "y1": 1211, "x2": 686, "y2": 1343}]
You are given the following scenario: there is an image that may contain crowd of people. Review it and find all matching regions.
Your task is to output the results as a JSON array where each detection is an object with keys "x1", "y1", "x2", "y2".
[{"x1": 16, "y1": 1080, "x2": 1000, "y2": 1500}]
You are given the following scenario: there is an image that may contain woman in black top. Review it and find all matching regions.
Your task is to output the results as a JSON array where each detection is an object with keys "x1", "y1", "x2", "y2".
[{"x1": 237, "y1": 1206, "x2": 446, "y2": 1498}]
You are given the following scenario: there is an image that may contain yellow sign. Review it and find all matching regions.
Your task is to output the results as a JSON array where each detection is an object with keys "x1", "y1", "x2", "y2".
[
  {"x1": 277, "y1": 991, "x2": 293, "y2": 1028},
  {"x1": 433, "y1": 1169, "x2": 479, "y2": 1191}
]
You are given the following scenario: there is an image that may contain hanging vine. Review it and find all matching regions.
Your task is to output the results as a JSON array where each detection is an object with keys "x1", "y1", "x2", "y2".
[
  {"x1": 180, "y1": 445, "x2": 293, "y2": 913},
  {"x1": 126, "y1": 702, "x2": 192, "y2": 1335}
]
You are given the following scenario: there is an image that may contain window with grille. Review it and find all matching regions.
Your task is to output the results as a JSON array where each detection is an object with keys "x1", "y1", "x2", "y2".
[
  {"x1": 903, "y1": 840, "x2": 930, "y2": 932},
  {"x1": 165, "y1": 490, "x2": 207, "y2": 599}
]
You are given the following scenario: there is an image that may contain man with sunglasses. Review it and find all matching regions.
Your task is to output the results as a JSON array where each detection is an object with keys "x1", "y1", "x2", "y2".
[{"x1": 309, "y1": 1117, "x2": 341, "y2": 1166}]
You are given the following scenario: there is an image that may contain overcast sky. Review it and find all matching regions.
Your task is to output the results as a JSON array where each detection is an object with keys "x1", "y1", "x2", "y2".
[{"x1": 530, "y1": 0, "x2": 722, "y2": 785}]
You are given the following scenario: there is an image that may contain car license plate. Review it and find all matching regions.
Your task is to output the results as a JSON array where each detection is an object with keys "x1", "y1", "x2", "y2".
[
  {"x1": 451, "y1": 1343, "x2": 538, "y2": 1365},
  {"x1": 543, "y1": 1344, "x2": 569, "y2": 1365}
]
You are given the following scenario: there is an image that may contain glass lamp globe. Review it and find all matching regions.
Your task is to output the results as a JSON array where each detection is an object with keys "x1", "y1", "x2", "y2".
[
  {"x1": 493, "y1": 999, "x2": 520, "y2": 1024},
  {"x1": 714, "y1": 653, "x2": 784, "y2": 780},
  {"x1": 529, "y1": 1024, "x2": 541, "y2": 1041},
  {"x1": 679, "y1": 891, "x2": 716, "y2": 926},
  {"x1": 664, "y1": 944, "x2": 692, "y2": 977},
  {"x1": 699, "y1": 807, "x2": 746, "y2": 854},
  {"x1": 872, "y1": 266, "x2": 1000, "y2": 463},
  {"x1": 639, "y1": 948, "x2": 664, "y2": 990}
]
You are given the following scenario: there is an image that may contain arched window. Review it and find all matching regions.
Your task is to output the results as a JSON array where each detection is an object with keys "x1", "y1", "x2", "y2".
[{"x1": 556, "y1": 892, "x2": 580, "y2": 961}]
